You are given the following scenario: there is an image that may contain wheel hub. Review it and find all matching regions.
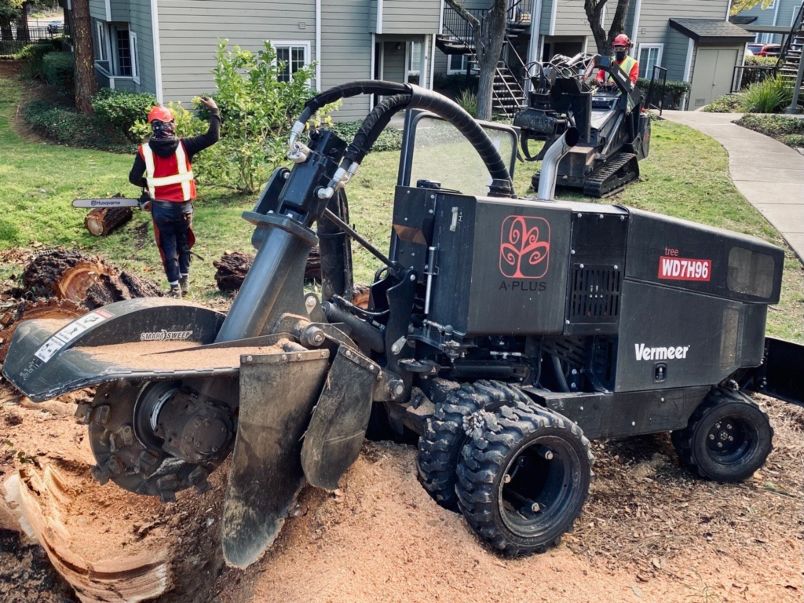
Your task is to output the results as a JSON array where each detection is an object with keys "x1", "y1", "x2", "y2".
[{"x1": 705, "y1": 417, "x2": 753, "y2": 462}]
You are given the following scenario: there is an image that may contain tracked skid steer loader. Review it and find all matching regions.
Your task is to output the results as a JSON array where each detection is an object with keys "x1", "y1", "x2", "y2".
[{"x1": 4, "y1": 81, "x2": 803, "y2": 567}]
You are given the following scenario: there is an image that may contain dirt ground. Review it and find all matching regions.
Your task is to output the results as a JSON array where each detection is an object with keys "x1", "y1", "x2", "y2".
[{"x1": 0, "y1": 379, "x2": 802, "y2": 602}]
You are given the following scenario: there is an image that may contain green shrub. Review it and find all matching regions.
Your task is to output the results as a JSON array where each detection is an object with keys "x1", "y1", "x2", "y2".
[
  {"x1": 703, "y1": 94, "x2": 743, "y2": 113},
  {"x1": 736, "y1": 113, "x2": 804, "y2": 137},
  {"x1": 434, "y1": 73, "x2": 479, "y2": 99},
  {"x1": 92, "y1": 89, "x2": 158, "y2": 141},
  {"x1": 42, "y1": 51, "x2": 74, "y2": 90},
  {"x1": 15, "y1": 41, "x2": 56, "y2": 79},
  {"x1": 186, "y1": 40, "x2": 337, "y2": 194},
  {"x1": 23, "y1": 99, "x2": 131, "y2": 151},
  {"x1": 457, "y1": 89, "x2": 478, "y2": 117},
  {"x1": 782, "y1": 134, "x2": 804, "y2": 147},
  {"x1": 329, "y1": 121, "x2": 402, "y2": 153},
  {"x1": 740, "y1": 76, "x2": 793, "y2": 113},
  {"x1": 635, "y1": 78, "x2": 690, "y2": 110},
  {"x1": 130, "y1": 100, "x2": 208, "y2": 142}
]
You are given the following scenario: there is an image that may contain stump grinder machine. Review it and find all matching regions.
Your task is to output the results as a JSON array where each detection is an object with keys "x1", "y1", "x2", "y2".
[
  {"x1": 4, "y1": 81, "x2": 803, "y2": 568},
  {"x1": 514, "y1": 54, "x2": 651, "y2": 197}
]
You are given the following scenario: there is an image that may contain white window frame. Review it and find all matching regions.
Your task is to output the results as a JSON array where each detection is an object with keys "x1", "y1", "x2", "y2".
[
  {"x1": 95, "y1": 21, "x2": 108, "y2": 62},
  {"x1": 447, "y1": 53, "x2": 468, "y2": 75},
  {"x1": 793, "y1": 3, "x2": 802, "y2": 26},
  {"x1": 129, "y1": 30, "x2": 140, "y2": 83},
  {"x1": 407, "y1": 40, "x2": 422, "y2": 78},
  {"x1": 272, "y1": 40, "x2": 312, "y2": 83},
  {"x1": 637, "y1": 43, "x2": 663, "y2": 79}
]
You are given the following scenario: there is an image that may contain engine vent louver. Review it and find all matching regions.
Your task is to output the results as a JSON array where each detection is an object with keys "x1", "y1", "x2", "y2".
[{"x1": 569, "y1": 265, "x2": 621, "y2": 323}]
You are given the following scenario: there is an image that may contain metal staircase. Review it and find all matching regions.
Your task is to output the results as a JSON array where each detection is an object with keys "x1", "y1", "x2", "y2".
[
  {"x1": 777, "y1": 3, "x2": 804, "y2": 109},
  {"x1": 435, "y1": 1, "x2": 531, "y2": 117}
]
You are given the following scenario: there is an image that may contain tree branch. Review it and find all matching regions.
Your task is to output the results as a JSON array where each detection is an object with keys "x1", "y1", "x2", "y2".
[{"x1": 444, "y1": 0, "x2": 480, "y2": 28}]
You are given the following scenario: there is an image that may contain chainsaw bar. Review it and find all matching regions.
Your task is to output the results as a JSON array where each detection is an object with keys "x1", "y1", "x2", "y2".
[{"x1": 72, "y1": 198, "x2": 140, "y2": 208}]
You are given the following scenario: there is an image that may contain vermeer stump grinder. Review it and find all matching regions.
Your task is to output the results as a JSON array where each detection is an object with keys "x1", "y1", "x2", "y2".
[{"x1": 4, "y1": 81, "x2": 803, "y2": 567}]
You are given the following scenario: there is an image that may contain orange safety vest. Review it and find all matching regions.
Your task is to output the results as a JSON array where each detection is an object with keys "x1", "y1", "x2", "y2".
[{"x1": 139, "y1": 142, "x2": 197, "y2": 202}]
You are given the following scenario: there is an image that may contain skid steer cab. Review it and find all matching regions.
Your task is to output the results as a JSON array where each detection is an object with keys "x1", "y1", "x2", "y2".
[{"x1": 4, "y1": 81, "x2": 803, "y2": 568}]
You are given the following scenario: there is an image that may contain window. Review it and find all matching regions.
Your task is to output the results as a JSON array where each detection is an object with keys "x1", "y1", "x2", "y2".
[
  {"x1": 793, "y1": 4, "x2": 802, "y2": 27},
  {"x1": 637, "y1": 43, "x2": 663, "y2": 79},
  {"x1": 116, "y1": 27, "x2": 132, "y2": 76},
  {"x1": 275, "y1": 42, "x2": 310, "y2": 82},
  {"x1": 447, "y1": 54, "x2": 468, "y2": 75},
  {"x1": 94, "y1": 21, "x2": 108, "y2": 62},
  {"x1": 129, "y1": 31, "x2": 139, "y2": 83}
]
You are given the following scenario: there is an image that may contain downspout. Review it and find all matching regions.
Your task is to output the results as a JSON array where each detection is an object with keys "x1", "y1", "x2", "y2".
[
  {"x1": 376, "y1": 0, "x2": 383, "y2": 35},
  {"x1": 150, "y1": 0, "x2": 163, "y2": 103},
  {"x1": 630, "y1": 0, "x2": 642, "y2": 47},
  {"x1": 315, "y1": 0, "x2": 321, "y2": 92}
]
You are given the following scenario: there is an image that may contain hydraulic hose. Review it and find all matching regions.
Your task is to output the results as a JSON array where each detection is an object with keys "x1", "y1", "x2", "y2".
[
  {"x1": 298, "y1": 80, "x2": 411, "y2": 124},
  {"x1": 319, "y1": 83, "x2": 515, "y2": 197}
]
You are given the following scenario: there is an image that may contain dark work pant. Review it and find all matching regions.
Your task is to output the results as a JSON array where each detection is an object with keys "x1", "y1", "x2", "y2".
[{"x1": 151, "y1": 200, "x2": 193, "y2": 284}]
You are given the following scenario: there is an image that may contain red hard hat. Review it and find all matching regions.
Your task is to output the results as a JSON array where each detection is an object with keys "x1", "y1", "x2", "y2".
[
  {"x1": 147, "y1": 105, "x2": 174, "y2": 123},
  {"x1": 613, "y1": 33, "x2": 631, "y2": 47}
]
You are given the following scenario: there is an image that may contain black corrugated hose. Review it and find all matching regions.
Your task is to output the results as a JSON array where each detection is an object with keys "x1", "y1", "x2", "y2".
[{"x1": 296, "y1": 81, "x2": 514, "y2": 198}]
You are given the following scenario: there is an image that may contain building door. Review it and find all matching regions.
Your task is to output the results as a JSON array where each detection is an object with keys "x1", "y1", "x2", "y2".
[{"x1": 689, "y1": 47, "x2": 738, "y2": 110}]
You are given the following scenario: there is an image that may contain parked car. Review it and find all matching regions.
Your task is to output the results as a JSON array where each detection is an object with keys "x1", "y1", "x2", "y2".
[
  {"x1": 747, "y1": 43, "x2": 764, "y2": 55},
  {"x1": 758, "y1": 43, "x2": 781, "y2": 57}
]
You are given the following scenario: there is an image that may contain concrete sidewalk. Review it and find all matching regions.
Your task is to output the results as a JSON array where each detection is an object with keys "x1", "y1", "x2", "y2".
[{"x1": 662, "y1": 110, "x2": 804, "y2": 263}]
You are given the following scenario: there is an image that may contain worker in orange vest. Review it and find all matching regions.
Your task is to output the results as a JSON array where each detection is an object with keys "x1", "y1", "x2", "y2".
[
  {"x1": 129, "y1": 98, "x2": 220, "y2": 297},
  {"x1": 596, "y1": 33, "x2": 639, "y2": 87}
]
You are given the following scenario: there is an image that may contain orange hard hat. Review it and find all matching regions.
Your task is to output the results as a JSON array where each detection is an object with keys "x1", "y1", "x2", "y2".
[
  {"x1": 613, "y1": 33, "x2": 631, "y2": 48},
  {"x1": 147, "y1": 105, "x2": 174, "y2": 123}
]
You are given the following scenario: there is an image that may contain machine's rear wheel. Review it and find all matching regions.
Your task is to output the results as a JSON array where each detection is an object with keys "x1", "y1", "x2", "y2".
[
  {"x1": 416, "y1": 380, "x2": 531, "y2": 510},
  {"x1": 83, "y1": 379, "x2": 235, "y2": 501},
  {"x1": 671, "y1": 387, "x2": 773, "y2": 483},
  {"x1": 456, "y1": 401, "x2": 591, "y2": 556}
]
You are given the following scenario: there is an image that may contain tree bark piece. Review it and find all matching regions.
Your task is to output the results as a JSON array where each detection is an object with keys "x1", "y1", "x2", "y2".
[
  {"x1": 213, "y1": 249, "x2": 323, "y2": 293},
  {"x1": 84, "y1": 207, "x2": 133, "y2": 237}
]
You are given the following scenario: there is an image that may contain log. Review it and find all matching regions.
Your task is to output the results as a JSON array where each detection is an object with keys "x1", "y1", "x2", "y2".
[{"x1": 83, "y1": 207, "x2": 133, "y2": 237}]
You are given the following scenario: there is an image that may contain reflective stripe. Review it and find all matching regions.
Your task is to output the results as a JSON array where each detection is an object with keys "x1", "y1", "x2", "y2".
[
  {"x1": 141, "y1": 142, "x2": 195, "y2": 200},
  {"x1": 175, "y1": 143, "x2": 192, "y2": 200}
]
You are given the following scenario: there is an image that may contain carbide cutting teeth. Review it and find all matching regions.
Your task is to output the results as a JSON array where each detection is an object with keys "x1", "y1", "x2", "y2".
[
  {"x1": 136, "y1": 450, "x2": 161, "y2": 474},
  {"x1": 91, "y1": 464, "x2": 110, "y2": 485},
  {"x1": 91, "y1": 404, "x2": 111, "y2": 426},
  {"x1": 189, "y1": 466, "x2": 211, "y2": 493},
  {"x1": 74, "y1": 403, "x2": 92, "y2": 425}
]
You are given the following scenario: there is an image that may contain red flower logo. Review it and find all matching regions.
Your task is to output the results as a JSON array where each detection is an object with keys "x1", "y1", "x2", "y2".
[{"x1": 499, "y1": 216, "x2": 551, "y2": 279}]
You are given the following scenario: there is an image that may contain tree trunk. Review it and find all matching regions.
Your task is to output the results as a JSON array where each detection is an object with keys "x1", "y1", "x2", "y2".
[
  {"x1": 474, "y1": 0, "x2": 507, "y2": 120},
  {"x1": 15, "y1": 2, "x2": 29, "y2": 42},
  {"x1": 0, "y1": 18, "x2": 13, "y2": 42},
  {"x1": 84, "y1": 207, "x2": 133, "y2": 236},
  {"x1": 584, "y1": 0, "x2": 631, "y2": 55},
  {"x1": 71, "y1": 0, "x2": 96, "y2": 113}
]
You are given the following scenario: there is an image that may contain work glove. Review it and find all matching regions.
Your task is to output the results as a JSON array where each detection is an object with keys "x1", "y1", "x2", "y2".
[
  {"x1": 138, "y1": 190, "x2": 151, "y2": 212},
  {"x1": 198, "y1": 96, "x2": 219, "y2": 114}
]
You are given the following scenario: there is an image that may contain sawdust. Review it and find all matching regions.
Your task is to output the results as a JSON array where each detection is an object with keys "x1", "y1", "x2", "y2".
[{"x1": 0, "y1": 382, "x2": 801, "y2": 602}]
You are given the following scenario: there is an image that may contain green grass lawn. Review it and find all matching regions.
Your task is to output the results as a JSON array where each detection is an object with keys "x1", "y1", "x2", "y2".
[{"x1": 1, "y1": 70, "x2": 802, "y2": 342}]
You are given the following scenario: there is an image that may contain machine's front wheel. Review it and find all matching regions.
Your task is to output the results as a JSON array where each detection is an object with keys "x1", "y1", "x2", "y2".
[
  {"x1": 671, "y1": 387, "x2": 773, "y2": 483},
  {"x1": 456, "y1": 401, "x2": 591, "y2": 556},
  {"x1": 416, "y1": 380, "x2": 531, "y2": 510}
]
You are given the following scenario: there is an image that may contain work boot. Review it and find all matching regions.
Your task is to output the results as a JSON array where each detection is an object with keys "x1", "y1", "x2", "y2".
[
  {"x1": 168, "y1": 284, "x2": 182, "y2": 298},
  {"x1": 179, "y1": 274, "x2": 189, "y2": 295}
]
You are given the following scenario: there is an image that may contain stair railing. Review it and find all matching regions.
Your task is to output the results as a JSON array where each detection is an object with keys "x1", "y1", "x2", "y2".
[{"x1": 775, "y1": 2, "x2": 804, "y2": 73}]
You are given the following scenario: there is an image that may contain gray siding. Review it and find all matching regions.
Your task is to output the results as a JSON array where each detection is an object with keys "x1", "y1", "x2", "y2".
[
  {"x1": 553, "y1": 0, "x2": 590, "y2": 36},
  {"x1": 157, "y1": 0, "x2": 317, "y2": 103},
  {"x1": 381, "y1": 0, "x2": 440, "y2": 34},
  {"x1": 540, "y1": 0, "x2": 551, "y2": 34},
  {"x1": 111, "y1": 0, "x2": 129, "y2": 22},
  {"x1": 382, "y1": 40, "x2": 406, "y2": 81},
  {"x1": 89, "y1": 0, "x2": 107, "y2": 20},
  {"x1": 633, "y1": 0, "x2": 728, "y2": 46},
  {"x1": 662, "y1": 26, "x2": 691, "y2": 81},
  {"x1": 320, "y1": 0, "x2": 373, "y2": 121},
  {"x1": 129, "y1": 0, "x2": 156, "y2": 94}
]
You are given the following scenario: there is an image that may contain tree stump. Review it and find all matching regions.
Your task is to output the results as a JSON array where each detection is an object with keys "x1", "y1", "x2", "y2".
[{"x1": 83, "y1": 207, "x2": 133, "y2": 236}]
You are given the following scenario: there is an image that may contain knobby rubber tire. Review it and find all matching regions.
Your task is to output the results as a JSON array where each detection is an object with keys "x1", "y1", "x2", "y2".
[
  {"x1": 455, "y1": 400, "x2": 592, "y2": 556},
  {"x1": 416, "y1": 380, "x2": 531, "y2": 510},
  {"x1": 671, "y1": 387, "x2": 773, "y2": 483}
]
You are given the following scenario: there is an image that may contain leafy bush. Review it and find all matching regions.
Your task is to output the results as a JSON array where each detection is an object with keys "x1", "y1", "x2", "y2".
[
  {"x1": 635, "y1": 78, "x2": 690, "y2": 110},
  {"x1": 130, "y1": 100, "x2": 208, "y2": 142},
  {"x1": 735, "y1": 114, "x2": 804, "y2": 148},
  {"x1": 433, "y1": 73, "x2": 479, "y2": 99},
  {"x1": 15, "y1": 41, "x2": 57, "y2": 79},
  {"x1": 329, "y1": 121, "x2": 402, "y2": 153},
  {"x1": 191, "y1": 40, "x2": 336, "y2": 194},
  {"x1": 92, "y1": 89, "x2": 158, "y2": 141},
  {"x1": 42, "y1": 51, "x2": 74, "y2": 90},
  {"x1": 740, "y1": 76, "x2": 793, "y2": 113},
  {"x1": 703, "y1": 94, "x2": 743, "y2": 113},
  {"x1": 456, "y1": 89, "x2": 478, "y2": 117},
  {"x1": 23, "y1": 99, "x2": 131, "y2": 151}
]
